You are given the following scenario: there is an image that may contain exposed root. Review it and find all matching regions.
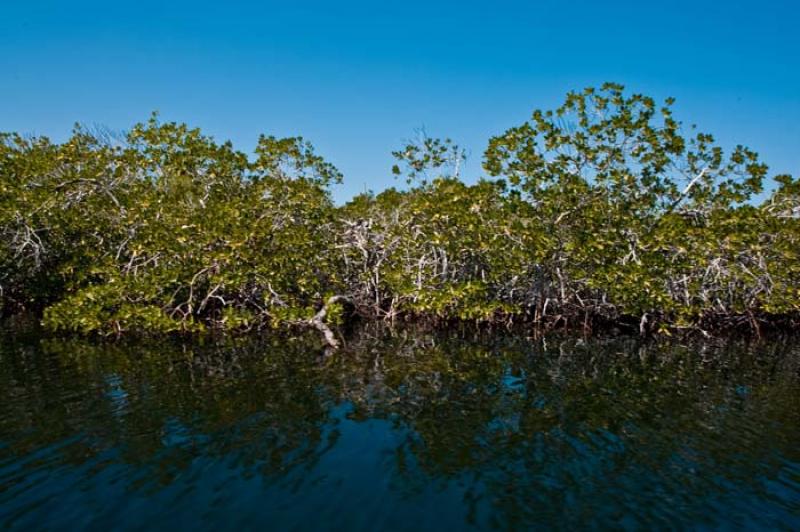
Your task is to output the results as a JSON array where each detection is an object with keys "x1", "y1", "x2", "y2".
[{"x1": 308, "y1": 295, "x2": 349, "y2": 349}]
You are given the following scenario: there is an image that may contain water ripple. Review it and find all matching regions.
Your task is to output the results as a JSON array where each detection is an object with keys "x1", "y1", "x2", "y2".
[{"x1": 0, "y1": 332, "x2": 798, "y2": 530}]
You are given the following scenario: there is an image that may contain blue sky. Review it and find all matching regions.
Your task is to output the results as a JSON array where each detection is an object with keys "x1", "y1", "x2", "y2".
[{"x1": 2, "y1": 0, "x2": 798, "y2": 202}]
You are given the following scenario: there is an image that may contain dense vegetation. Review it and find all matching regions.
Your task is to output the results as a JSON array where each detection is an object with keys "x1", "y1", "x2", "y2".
[{"x1": 1, "y1": 84, "x2": 798, "y2": 341}]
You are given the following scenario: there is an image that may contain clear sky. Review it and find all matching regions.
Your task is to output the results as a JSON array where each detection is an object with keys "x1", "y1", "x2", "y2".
[{"x1": 2, "y1": 0, "x2": 798, "y2": 202}]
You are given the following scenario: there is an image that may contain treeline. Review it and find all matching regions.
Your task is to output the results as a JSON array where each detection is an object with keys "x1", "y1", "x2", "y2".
[{"x1": 2, "y1": 83, "x2": 799, "y2": 341}]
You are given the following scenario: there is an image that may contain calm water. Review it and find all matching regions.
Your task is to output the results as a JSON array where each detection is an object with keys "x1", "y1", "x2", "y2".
[{"x1": 0, "y1": 327, "x2": 798, "y2": 531}]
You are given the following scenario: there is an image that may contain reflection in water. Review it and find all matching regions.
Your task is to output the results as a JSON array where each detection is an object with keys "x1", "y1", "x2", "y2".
[{"x1": 0, "y1": 327, "x2": 798, "y2": 530}]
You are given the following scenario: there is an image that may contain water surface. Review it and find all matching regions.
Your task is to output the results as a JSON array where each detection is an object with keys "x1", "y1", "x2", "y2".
[{"x1": 1, "y1": 328, "x2": 798, "y2": 530}]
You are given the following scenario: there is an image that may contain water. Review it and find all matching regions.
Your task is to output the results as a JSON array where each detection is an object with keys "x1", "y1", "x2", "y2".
[{"x1": 0, "y1": 327, "x2": 798, "y2": 530}]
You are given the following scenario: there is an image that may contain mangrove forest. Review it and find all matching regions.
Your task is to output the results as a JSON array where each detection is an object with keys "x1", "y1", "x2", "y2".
[{"x1": 2, "y1": 84, "x2": 799, "y2": 342}]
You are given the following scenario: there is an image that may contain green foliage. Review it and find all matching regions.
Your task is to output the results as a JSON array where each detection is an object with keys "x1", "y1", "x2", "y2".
[
  {"x1": 1, "y1": 87, "x2": 798, "y2": 337},
  {"x1": 338, "y1": 177, "x2": 536, "y2": 322},
  {"x1": 480, "y1": 83, "x2": 788, "y2": 328},
  {"x1": 391, "y1": 129, "x2": 467, "y2": 184},
  {"x1": 2, "y1": 115, "x2": 342, "y2": 335}
]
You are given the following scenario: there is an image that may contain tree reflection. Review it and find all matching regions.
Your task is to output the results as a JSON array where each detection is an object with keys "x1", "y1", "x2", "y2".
[{"x1": 0, "y1": 327, "x2": 798, "y2": 528}]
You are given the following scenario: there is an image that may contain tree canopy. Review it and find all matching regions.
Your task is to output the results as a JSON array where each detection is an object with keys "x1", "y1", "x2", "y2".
[{"x1": 1, "y1": 86, "x2": 798, "y2": 341}]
